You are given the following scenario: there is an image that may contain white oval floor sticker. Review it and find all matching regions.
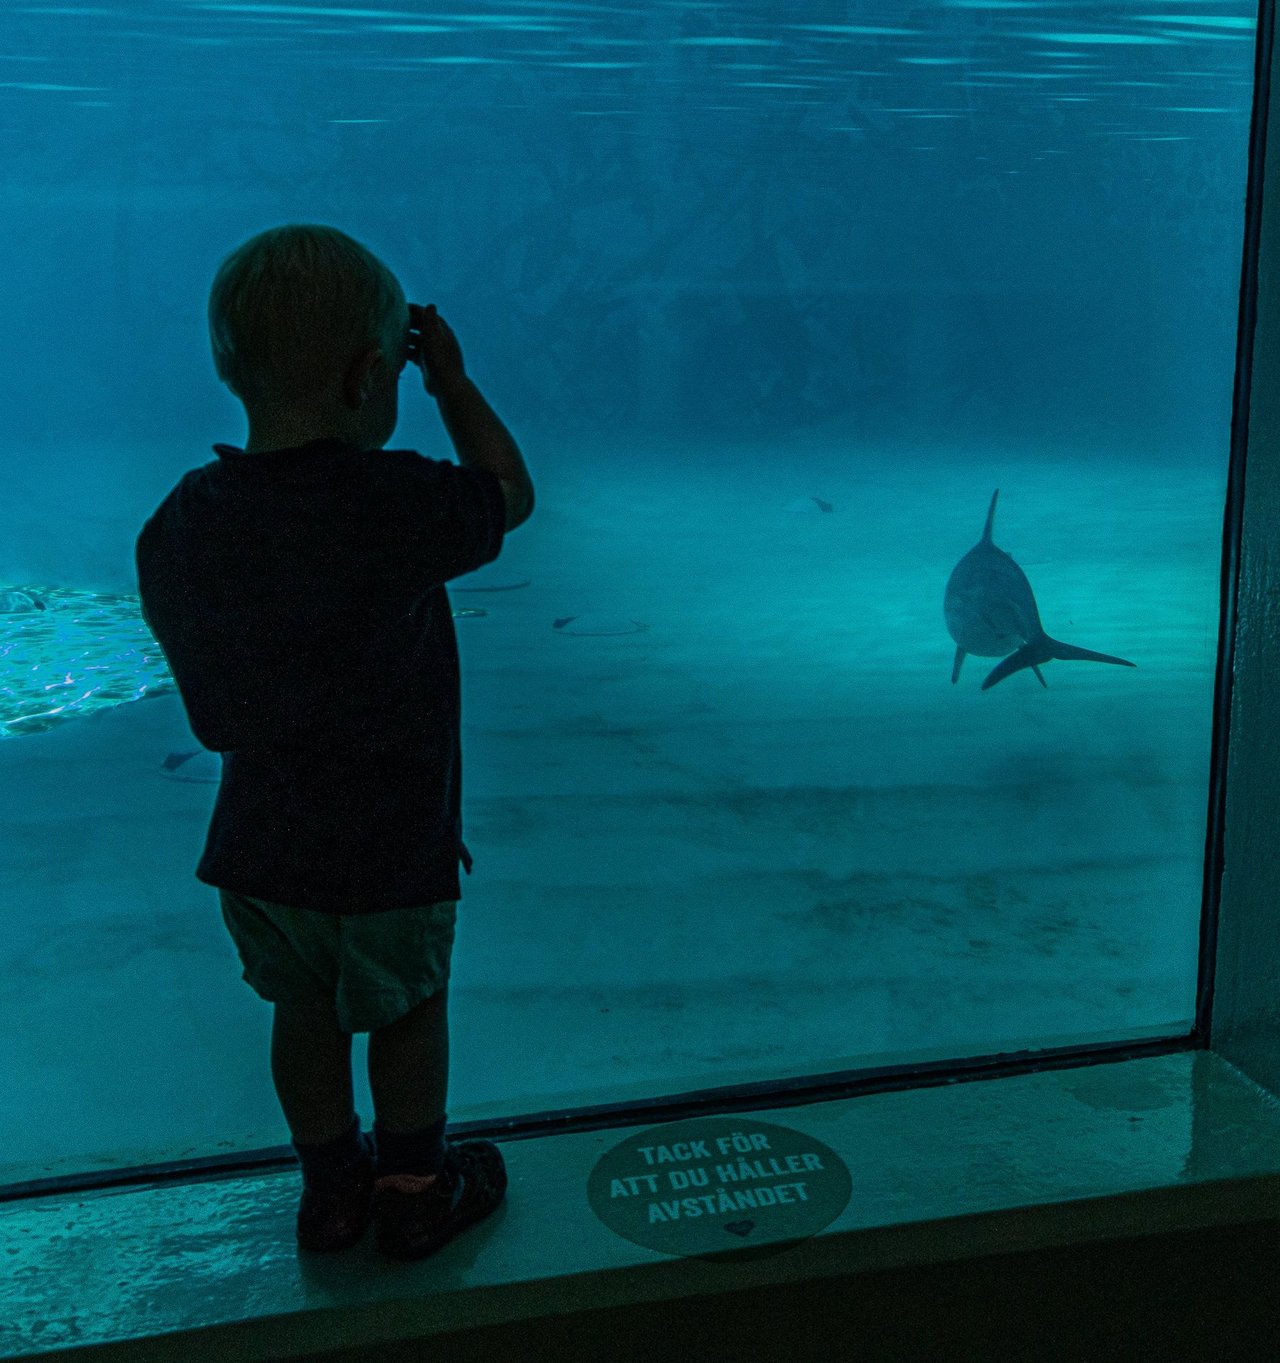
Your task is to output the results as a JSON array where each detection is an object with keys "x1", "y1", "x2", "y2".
[{"x1": 587, "y1": 1117, "x2": 852, "y2": 1261}]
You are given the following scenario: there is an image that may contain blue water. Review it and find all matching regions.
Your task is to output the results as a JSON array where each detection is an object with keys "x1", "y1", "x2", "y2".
[{"x1": 0, "y1": 1, "x2": 1254, "y2": 1179}]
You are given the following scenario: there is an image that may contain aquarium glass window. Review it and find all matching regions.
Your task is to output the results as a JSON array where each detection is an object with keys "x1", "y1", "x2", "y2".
[{"x1": 0, "y1": 0, "x2": 1254, "y2": 1182}]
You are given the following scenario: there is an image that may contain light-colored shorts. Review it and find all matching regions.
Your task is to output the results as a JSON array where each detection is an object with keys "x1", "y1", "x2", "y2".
[{"x1": 218, "y1": 889, "x2": 457, "y2": 1033}]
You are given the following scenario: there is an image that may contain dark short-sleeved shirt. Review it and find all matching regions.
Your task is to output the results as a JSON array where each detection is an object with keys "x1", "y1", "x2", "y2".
[{"x1": 135, "y1": 438, "x2": 506, "y2": 914}]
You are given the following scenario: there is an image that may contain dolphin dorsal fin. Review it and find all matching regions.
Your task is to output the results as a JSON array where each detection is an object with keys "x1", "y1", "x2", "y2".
[{"x1": 982, "y1": 488, "x2": 999, "y2": 543}]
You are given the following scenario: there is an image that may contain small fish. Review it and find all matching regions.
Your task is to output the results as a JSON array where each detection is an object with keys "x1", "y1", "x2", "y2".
[{"x1": 944, "y1": 489, "x2": 1136, "y2": 690}]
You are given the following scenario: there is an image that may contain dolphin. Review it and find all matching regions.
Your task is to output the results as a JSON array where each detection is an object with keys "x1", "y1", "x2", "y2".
[{"x1": 944, "y1": 489, "x2": 1136, "y2": 691}]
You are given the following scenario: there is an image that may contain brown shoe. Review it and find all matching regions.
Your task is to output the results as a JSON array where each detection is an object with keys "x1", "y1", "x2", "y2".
[{"x1": 373, "y1": 1139, "x2": 507, "y2": 1261}]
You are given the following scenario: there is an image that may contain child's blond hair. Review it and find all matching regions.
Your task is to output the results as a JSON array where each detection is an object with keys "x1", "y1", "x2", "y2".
[{"x1": 208, "y1": 224, "x2": 407, "y2": 406}]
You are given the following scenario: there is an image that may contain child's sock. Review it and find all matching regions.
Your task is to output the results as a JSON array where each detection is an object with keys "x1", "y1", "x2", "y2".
[
  {"x1": 374, "y1": 1113, "x2": 448, "y2": 1181},
  {"x1": 294, "y1": 1112, "x2": 367, "y2": 1188}
]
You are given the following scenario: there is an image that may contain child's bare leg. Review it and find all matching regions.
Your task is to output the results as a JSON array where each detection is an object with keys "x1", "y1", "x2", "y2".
[
  {"x1": 367, "y1": 985, "x2": 450, "y2": 1136},
  {"x1": 270, "y1": 999, "x2": 355, "y2": 1146}
]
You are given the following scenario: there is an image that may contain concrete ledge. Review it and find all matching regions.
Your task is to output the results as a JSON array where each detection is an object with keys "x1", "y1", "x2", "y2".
[{"x1": 4, "y1": 1048, "x2": 1280, "y2": 1362}]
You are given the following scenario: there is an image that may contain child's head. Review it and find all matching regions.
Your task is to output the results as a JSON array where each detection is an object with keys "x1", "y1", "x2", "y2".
[{"x1": 208, "y1": 224, "x2": 409, "y2": 448}]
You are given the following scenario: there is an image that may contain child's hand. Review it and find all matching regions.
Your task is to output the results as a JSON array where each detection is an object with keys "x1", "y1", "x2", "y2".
[{"x1": 406, "y1": 302, "x2": 466, "y2": 398}]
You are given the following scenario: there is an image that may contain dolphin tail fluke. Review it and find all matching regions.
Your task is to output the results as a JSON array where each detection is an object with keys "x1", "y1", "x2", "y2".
[
  {"x1": 1045, "y1": 638, "x2": 1136, "y2": 670},
  {"x1": 980, "y1": 639, "x2": 1054, "y2": 690},
  {"x1": 980, "y1": 636, "x2": 1137, "y2": 691}
]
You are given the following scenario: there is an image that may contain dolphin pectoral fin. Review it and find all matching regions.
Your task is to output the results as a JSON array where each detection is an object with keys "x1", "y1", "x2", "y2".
[
  {"x1": 1032, "y1": 665, "x2": 1048, "y2": 688},
  {"x1": 951, "y1": 645, "x2": 966, "y2": 684}
]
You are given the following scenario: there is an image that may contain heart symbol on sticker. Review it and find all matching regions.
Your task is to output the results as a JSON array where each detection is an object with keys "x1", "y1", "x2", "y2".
[{"x1": 725, "y1": 1220, "x2": 755, "y2": 1238}]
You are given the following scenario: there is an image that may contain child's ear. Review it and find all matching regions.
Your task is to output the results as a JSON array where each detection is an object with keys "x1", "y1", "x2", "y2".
[{"x1": 344, "y1": 344, "x2": 384, "y2": 405}]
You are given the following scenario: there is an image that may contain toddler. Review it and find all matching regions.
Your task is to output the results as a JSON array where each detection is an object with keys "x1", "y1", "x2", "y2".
[{"x1": 135, "y1": 223, "x2": 534, "y2": 1259}]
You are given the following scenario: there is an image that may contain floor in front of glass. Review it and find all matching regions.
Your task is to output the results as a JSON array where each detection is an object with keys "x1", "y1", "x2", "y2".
[{"x1": 0, "y1": 440, "x2": 1216, "y2": 1183}]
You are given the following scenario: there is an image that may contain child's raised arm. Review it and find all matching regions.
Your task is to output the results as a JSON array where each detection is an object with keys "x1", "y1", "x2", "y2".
[{"x1": 407, "y1": 301, "x2": 534, "y2": 532}]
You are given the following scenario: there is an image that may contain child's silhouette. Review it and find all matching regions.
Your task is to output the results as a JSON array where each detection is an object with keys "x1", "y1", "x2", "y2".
[{"x1": 136, "y1": 224, "x2": 533, "y2": 1259}]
